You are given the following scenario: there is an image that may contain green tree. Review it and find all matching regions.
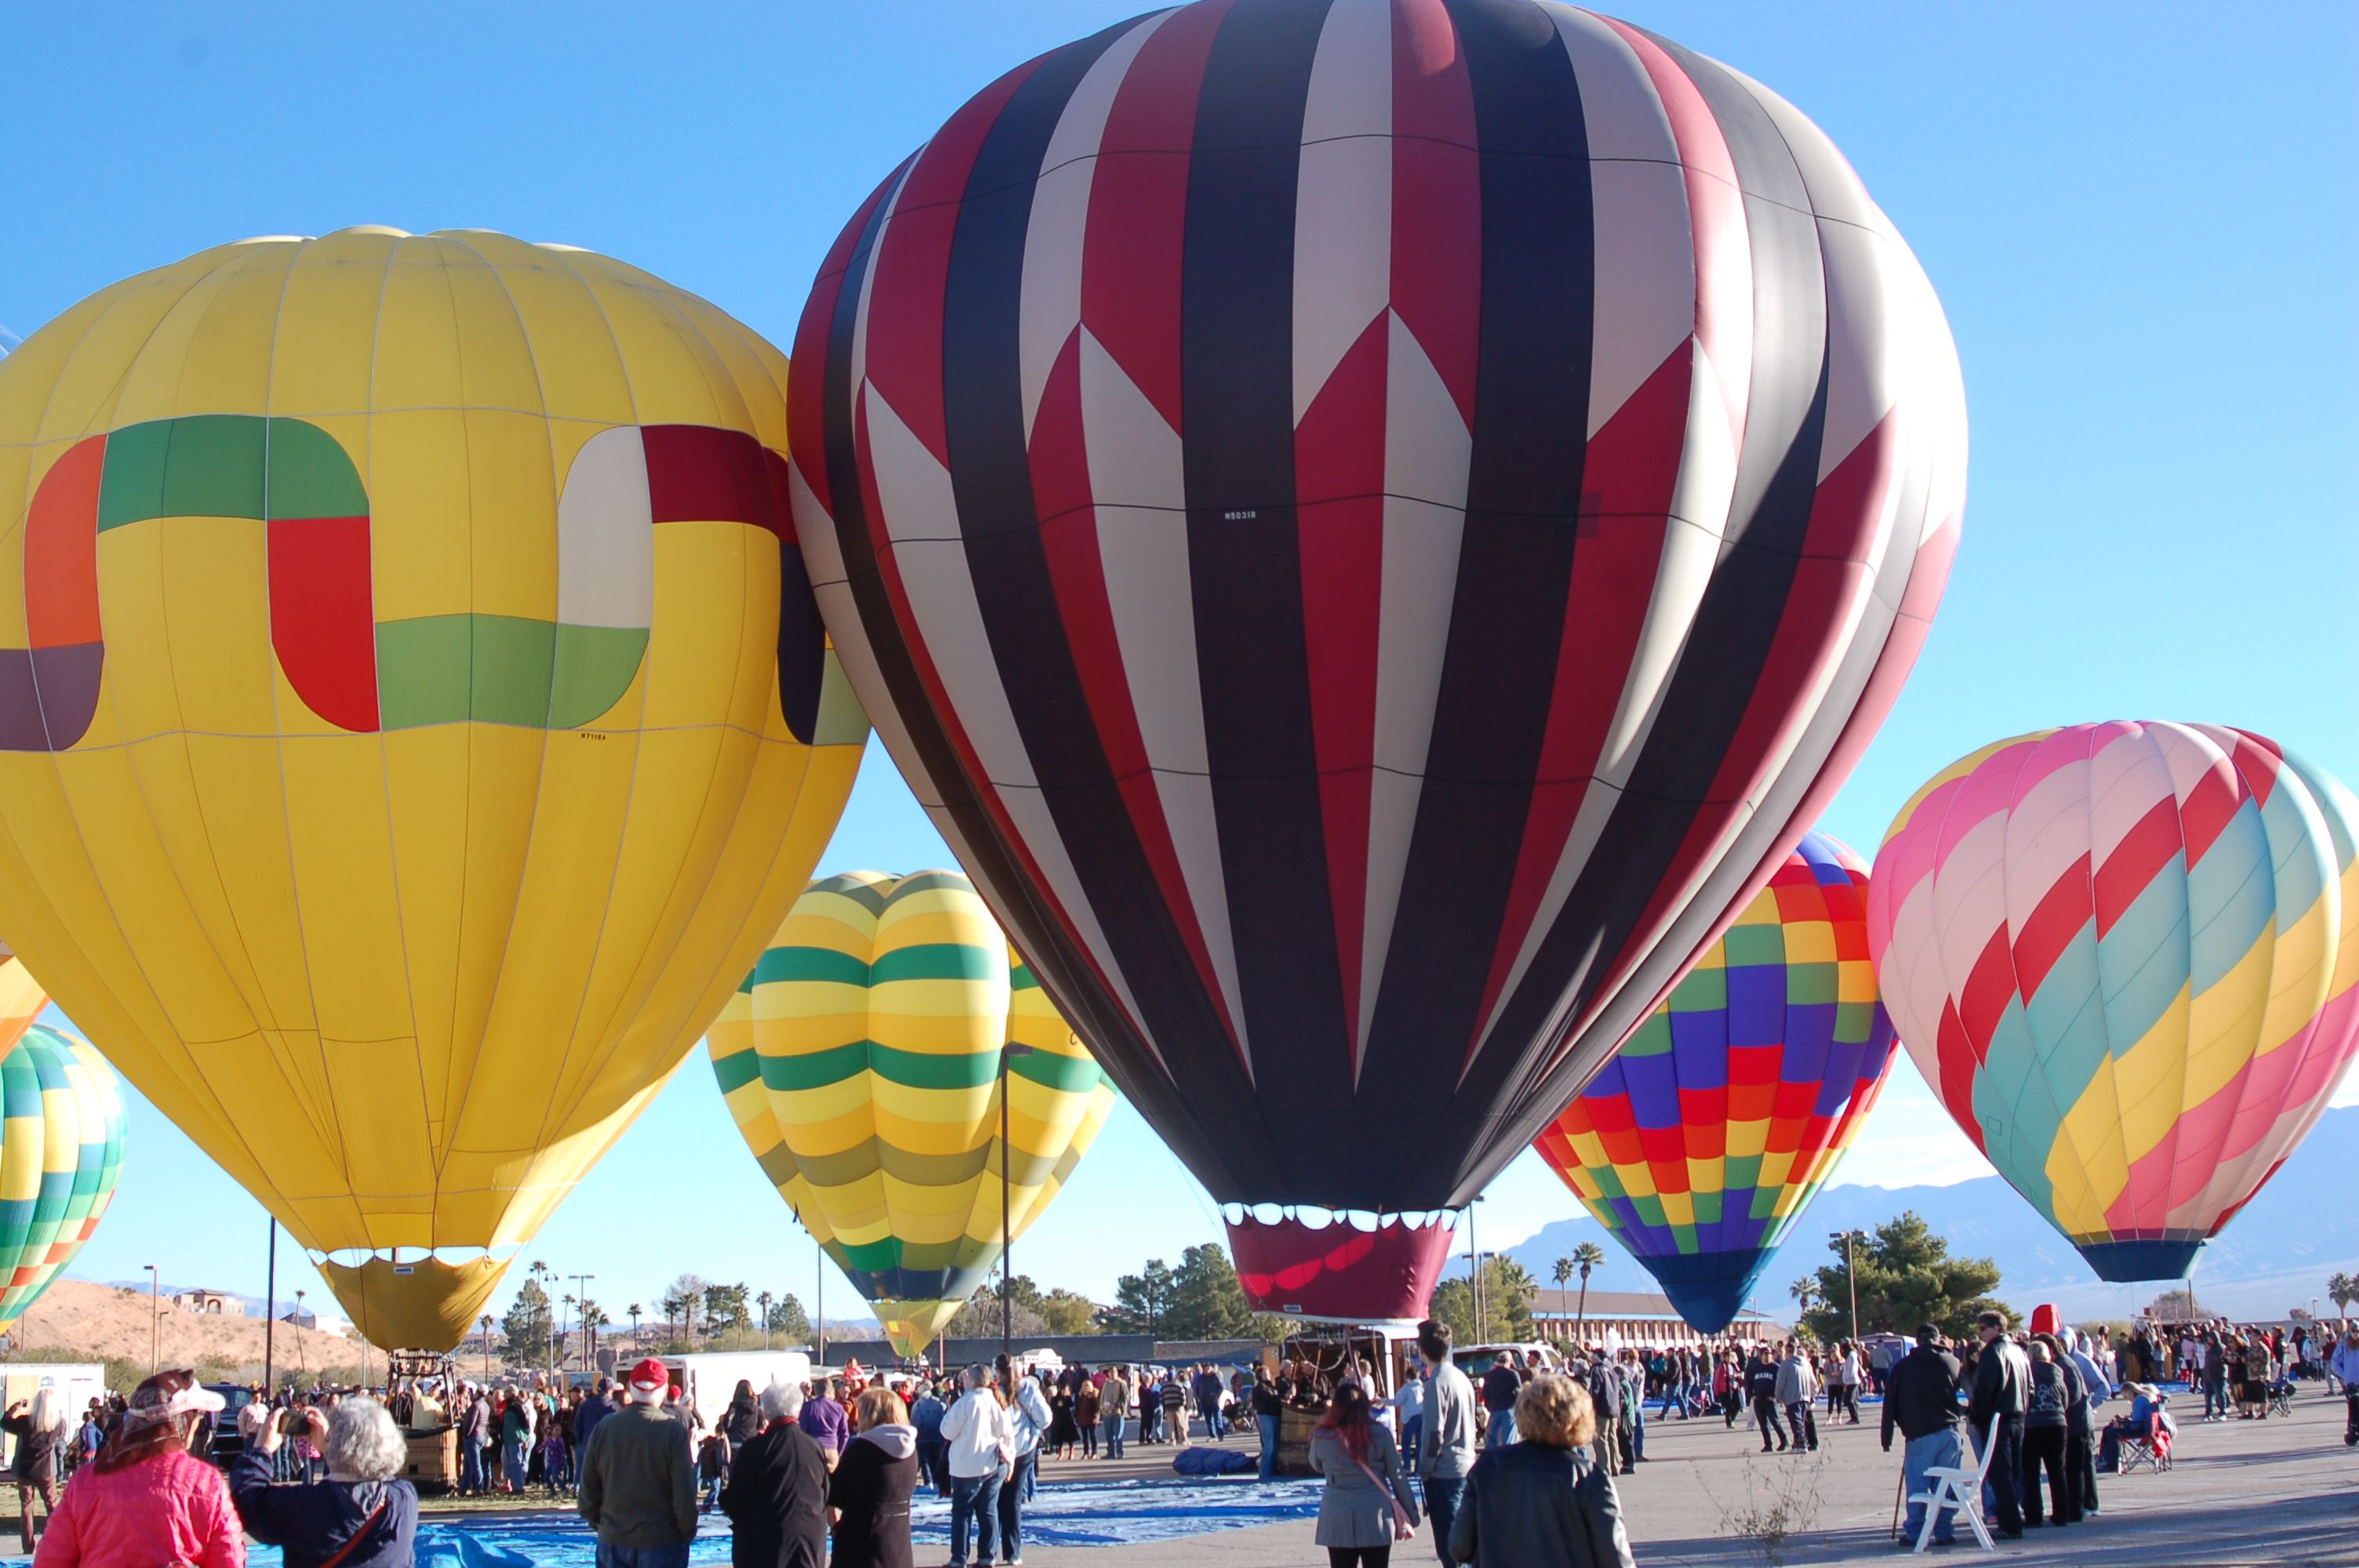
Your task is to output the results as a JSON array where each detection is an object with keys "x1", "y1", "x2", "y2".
[
  {"x1": 1040, "y1": 1289, "x2": 1099, "y2": 1335},
  {"x1": 501, "y1": 1277, "x2": 552, "y2": 1365},
  {"x1": 1103, "y1": 1260, "x2": 1178, "y2": 1337},
  {"x1": 1570, "y1": 1243, "x2": 1607, "y2": 1338},
  {"x1": 1797, "y1": 1212, "x2": 2006, "y2": 1341},
  {"x1": 1430, "y1": 1257, "x2": 1538, "y2": 1346},
  {"x1": 661, "y1": 1273, "x2": 711, "y2": 1348},
  {"x1": 2147, "y1": 1287, "x2": 2201, "y2": 1319},
  {"x1": 703, "y1": 1282, "x2": 752, "y2": 1337},
  {"x1": 765, "y1": 1291, "x2": 812, "y2": 1343},
  {"x1": 2328, "y1": 1271, "x2": 2357, "y2": 1315},
  {"x1": 1161, "y1": 1243, "x2": 1260, "y2": 1341}
]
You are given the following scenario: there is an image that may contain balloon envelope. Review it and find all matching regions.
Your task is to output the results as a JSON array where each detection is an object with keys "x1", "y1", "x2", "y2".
[
  {"x1": 709, "y1": 871, "x2": 1115, "y2": 1356},
  {"x1": 0, "y1": 1018, "x2": 126, "y2": 1333},
  {"x1": 788, "y1": 0, "x2": 1965, "y2": 1258},
  {"x1": 1536, "y1": 833, "x2": 1897, "y2": 1330},
  {"x1": 0, "y1": 231, "x2": 867, "y2": 1348},
  {"x1": 1870, "y1": 724, "x2": 2359, "y2": 1281}
]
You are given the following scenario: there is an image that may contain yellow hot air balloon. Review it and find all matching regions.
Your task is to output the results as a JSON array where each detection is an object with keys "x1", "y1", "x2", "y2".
[
  {"x1": 0, "y1": 230, "x2": 867, "y2": 1350},
  {"x1": 708, "y1": 871, "x2": 1115, "y2": 1357}
]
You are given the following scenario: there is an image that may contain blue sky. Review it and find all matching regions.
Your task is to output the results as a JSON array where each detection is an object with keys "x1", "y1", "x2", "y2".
[{"x1": 5, "y1": 1, "x2": 2353, "y2": 1327}]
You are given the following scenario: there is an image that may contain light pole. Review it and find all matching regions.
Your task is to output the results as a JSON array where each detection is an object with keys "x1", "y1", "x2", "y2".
[
  {"x1": 572, "y1": 1275, "x2": 594, "y2": 1374},
  {"x1": 264, "y1": 1218, "x2": 277, "y2": 1396},
  {"x1": 1467, "y1": 1201, "x2": 1483, "y2": 1341},
  {"x1": 1000, "y1": 1040, "x2": 1035, "y2": 1364},
  {"x1": 145, "y1": 1265, "x2": 159, "y2": 1374},
  {"x1": 1830, "y1": 1229, "x2": 1866, "y2": 1339}
]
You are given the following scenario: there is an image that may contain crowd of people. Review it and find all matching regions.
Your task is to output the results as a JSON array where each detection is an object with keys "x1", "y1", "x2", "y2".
[
  {"x1": 4, "y1": 1309, "x2": 2350, "y2": 1566},
  {"x1": 1305, "y1": 1319, "x2": 1640, "y2": 1568}
]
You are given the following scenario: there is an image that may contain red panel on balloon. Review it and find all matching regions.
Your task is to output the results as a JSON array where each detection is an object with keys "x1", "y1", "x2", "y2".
[{"x1": 1227, "y1": 1214, "x2": 1456, "y2": 1323}]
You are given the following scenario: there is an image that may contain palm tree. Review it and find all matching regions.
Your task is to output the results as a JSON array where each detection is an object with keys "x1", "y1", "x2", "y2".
[
  {"x1": 1572, "y1": 1243, "x2": 1607, "y2": 1342},
  {"x1": 478, "y1": 1312, "x2": 496, "y2": 1381},
  {"x1": 629, "y1": 1303, "x2": 643, "y2": 1352},
  {"x1": 2328, "y1": 1271, "x2": 2358, "y2": 1316},
  {"x1": 1790, "y1": 1276, "x2": 1819, "y2": 1327},
  {"x1": 758, "y1": 1290, "x2": 776, "y2": 1350}
]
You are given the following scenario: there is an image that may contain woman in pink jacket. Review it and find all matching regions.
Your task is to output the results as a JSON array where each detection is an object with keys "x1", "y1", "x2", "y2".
[{"x1": 35, "y1": 1370, "x2": 243, "y2": 1568}]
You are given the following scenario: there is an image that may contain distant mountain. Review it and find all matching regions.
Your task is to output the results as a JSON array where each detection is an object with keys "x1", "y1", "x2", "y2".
[{"x1": 1477, "y1": 1103, "x2": 2359, "y2": 1324}]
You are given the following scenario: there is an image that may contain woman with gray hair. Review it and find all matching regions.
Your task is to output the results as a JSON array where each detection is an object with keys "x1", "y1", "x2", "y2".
[
  {"x1": 719, "y1": 1380, "x2": 827, "y2": 1568},
  {"x1": 231, "y1": 1395, "x2": 419, "y2": 1568}
]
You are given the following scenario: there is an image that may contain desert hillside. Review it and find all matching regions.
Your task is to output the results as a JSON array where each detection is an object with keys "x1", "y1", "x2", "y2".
[{"x1": 8, "y1": 1279, "x2": 370, "y2": 1377}]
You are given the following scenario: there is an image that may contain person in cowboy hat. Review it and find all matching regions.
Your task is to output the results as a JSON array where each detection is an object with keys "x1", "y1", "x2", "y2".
[{"x1": 36, "y1": 1370, "x2": 241, "y2": 1568}]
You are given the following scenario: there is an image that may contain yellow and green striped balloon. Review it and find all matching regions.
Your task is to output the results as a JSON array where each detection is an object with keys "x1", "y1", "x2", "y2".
[
  {"x1": 0, "y1": 1018, "x2": 127, "y2": 1331},
  {"x1": 708, "y1": 870, "x2": 1114, "y2": 1356}
]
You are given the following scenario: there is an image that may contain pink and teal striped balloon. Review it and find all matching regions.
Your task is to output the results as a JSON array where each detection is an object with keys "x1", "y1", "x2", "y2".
[{"x1": 1869, "y1": 724, "x2": 2359, "y2": 1281}]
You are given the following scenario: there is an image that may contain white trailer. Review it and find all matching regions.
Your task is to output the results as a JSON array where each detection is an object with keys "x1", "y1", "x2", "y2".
[
  {"x1": 661, "y1": 1351, "x2": 812, "y2": 1415},
  {"x1": 0, "y1": 1363, "x2": 107, "y2": 1468}
]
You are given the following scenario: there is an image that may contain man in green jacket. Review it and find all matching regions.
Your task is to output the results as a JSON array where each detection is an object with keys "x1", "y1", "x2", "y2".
[{"x1": 579, "y1": 1357, "x2": 697, "y2": 1567}]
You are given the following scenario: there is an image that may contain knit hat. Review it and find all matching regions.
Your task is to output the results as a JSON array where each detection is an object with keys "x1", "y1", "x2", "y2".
[{"x1": 627, "y1": 1358, "x2": 670, "y2": 1394}]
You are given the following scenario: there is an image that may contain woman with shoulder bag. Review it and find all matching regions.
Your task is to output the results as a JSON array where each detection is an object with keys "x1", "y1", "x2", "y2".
[{"x1": 1310, "y1": 1382, "x2": 1419, "y2": 1568}]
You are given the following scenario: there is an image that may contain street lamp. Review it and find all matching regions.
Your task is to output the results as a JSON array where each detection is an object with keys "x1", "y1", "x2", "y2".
[
  {"x1": 572, "y1": 1275, "x2": 595, "y2": 1374},
  {"x1": 1830, "y1": 1229, "x2": 1867, "y2": 1338},
  {"x1": 1001, "y1": 1040, "x2": 1036, "y2": 1364},
  {"x1": 145, "y1": 1265, "x2": 159, "y2": 1374}
]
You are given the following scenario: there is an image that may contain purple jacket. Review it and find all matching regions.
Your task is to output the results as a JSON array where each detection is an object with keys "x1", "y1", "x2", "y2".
[{"x1": 800, "y1": 1395, "x2": 849, "y2": 1454}]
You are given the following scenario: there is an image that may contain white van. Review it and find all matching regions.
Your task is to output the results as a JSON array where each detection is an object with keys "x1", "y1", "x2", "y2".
[{"x1": 661, "y1": 1351, "x2": 813, "y2": 1417}]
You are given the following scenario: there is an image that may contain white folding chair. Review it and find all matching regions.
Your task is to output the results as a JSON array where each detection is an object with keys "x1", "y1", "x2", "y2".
[{"x1": 1911, "y1": 1421, "x2": 1997, "y2": 1552}]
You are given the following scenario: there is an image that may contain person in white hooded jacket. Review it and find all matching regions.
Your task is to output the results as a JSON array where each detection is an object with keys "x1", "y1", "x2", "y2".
[
  {"x1": 940, "y1": 1367, "x2": 1012, "y2": 1568},
  {"x1": 995, "y1": 1356, "x2": 1054, "y2": 1566}
]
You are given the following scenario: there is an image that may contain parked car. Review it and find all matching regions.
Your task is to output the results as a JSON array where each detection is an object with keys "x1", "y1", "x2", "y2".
[{"x1": 202, "y1": 1384, "x2": 260, "y2": 1465}]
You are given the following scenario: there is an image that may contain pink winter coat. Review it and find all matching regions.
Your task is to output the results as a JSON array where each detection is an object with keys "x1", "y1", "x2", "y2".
[{"x1": 34, "y1": 1446, "x2": 244, "y2": 1568}]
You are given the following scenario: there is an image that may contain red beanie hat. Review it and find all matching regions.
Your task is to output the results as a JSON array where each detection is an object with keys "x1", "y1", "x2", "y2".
[{"x1": 628, "y1": 1358, "x2": 669, "y2": 1392}]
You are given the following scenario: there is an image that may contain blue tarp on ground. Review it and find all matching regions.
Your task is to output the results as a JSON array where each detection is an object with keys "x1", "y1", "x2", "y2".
[{"x1": 246, "y1": 1475, "x2": 1324, "y2": 1565}]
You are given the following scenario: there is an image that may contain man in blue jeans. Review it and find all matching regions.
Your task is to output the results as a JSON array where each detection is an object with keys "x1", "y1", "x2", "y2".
[
  {"x1": 940, "y1": 1365, "x2": 1012, "y2": 1568},
  {"x1": 1881, "y1": 1324, "x2": 1966, "y2": 1546},
  {"x1": 1103, "y1": 1367, "x2": 1129, "y2": 1459},
  {"x1": 1416, "y1": 1321, "x2": 1476, "y2": 1566},
  {"x1": 1250, "y1": 1367, "x2": 1284, "y2": 1480}
]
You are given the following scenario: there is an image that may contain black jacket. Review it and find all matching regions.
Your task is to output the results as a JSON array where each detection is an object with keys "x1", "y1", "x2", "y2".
[
  {"x1": 229, "y1": 1448, "x2": 419, "y2": 1568},
  {"x1": 1968, "y1": 1338, "x2": 2030, "y2": 1425},
  {"x1": 3, "y1": 1414, "x2": 58, "y2": 1484},
  {"x1": 1881, "y1": 1345, "x2": 1963, "y2": 1447},
  {"x1": 827, "y1": 1432, "x2": 917, "y2": 1568},
  {"x1": 719, "y1": 1420, "x2": 829, "y2": 1568},
  {"x1": 1586, "y1": 1364, "x2": 1623, "y2": 1420},
  {"x1": 1448, "y1": 1440, "x2": 1635, "y2": 1568}
]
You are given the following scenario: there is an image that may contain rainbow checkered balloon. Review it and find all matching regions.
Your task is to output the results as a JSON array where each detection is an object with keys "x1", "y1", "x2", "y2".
[
  {"x1": 1535, "y1": 833, "x2": 1897, "y2": 1332},
  {"x1": 1869, "y1": 724, "x2": 2359, "y2": 1282},
  {"x1": 0, "y1": 1020, "x2": 126, "y2": 1331}
]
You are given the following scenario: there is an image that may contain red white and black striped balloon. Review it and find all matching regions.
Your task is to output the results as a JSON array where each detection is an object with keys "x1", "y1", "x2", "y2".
[{"x1": 788, "y1": 0, "x2": 1965, "y2": 1219}]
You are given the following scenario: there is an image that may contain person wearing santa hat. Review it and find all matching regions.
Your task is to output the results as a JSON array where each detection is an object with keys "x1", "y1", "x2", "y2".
[{"x1": 577, "y1": 1358, "x2": 697, "y2": 1566}]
